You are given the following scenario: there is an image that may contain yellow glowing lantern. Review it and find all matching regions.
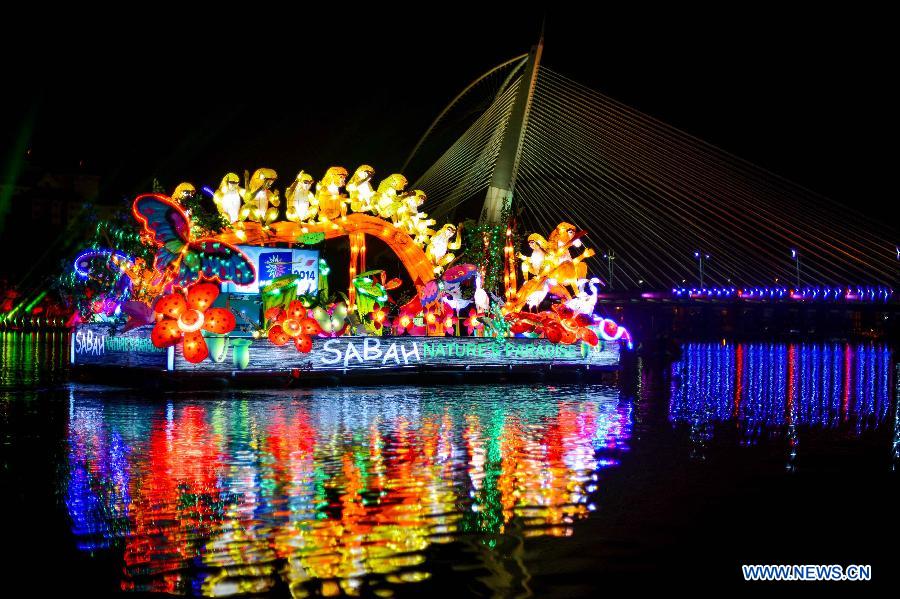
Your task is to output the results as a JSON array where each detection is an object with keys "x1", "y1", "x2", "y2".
[
  {"x1": 425, "y1": 224, "x2": 463, "y2": 275},
  {"x1": 518, "y1": 233, "x2": 548, "y2": 282},
  {"x1": 372, "y1": 174, "x2": 407, "y2": 221},
  {"x1": 509, "y1": 222, "x2": 596, "y2": 312},
  {"x1": 347, "y1": 165, "x2": 376, "y2": 213},
  {"x1": 396, "y1": 189, "x2": 435, "y2": 245},
  {"x1": 285, "y1": 171, "x2": 317, "y2": 223},
  {"x1": 315, "y1": 167, "x2": 349, "y2": 223},
  {"x1": 171, "y1": 182, "x2": 196, "y2": 205},
  {"x1": 239, "y1": 168, "x2": 280, "y2": 226},
  {"x1": 505, "y1": 227, "x2": 518, "y2": 304},
  {"x1": 213, "y1": 173, "x2": 244, "y2": 224}
]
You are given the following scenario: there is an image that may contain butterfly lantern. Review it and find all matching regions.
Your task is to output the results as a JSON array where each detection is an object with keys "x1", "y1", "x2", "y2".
[
  {"x1": 312, "y1": 302, "x2": 349, "y2": 337},
  {"x1": 133, "y1": 194, "x2": 256, "y2": 288},
  {"x1": 135, "y1": 194, "x2": 256, "y2": 363}
]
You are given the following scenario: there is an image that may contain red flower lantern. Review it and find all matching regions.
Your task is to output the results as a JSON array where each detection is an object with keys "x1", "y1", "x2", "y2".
[
  {"x1": 442, "y1": 312, "x2": 458, "y2": 335},
  {"x1": 367, "y1": 302, "x2": 389, "y2": 331},
  {"x1": 504, "y1": 302, "x2": 600, "y2": 347},
  {"x1": 151, "y1": 282, "x2": 236, "y2": 363},
  {"x1": 464, "y1": 308, "x2": 484, "y2": 336},
  {"x1": 266, "y1": 300, "x2": 322, "y2": 353},
  {"x1": 392, "y1": 306, "x2": 426, "y2": 336}
]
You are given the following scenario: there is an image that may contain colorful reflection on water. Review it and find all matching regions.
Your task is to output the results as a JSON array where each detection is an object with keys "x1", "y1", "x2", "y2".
[
  {"x1": 0, "y1": 331, "x2": 70, "y2": 388},
  {"x1": 52, "y1": 340, "x2": 898, "y2": 595},
  {"x1": 670, "y1": 342, "x2": 893, "y2": 439},
  {"x1": 65, "y1": 386, "x2": 631, "y2": 596}
]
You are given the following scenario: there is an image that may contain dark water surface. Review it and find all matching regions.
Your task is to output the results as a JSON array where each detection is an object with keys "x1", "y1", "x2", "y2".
[{"x1": 1, "y1": 332, "x2": 897, "y2": 596}]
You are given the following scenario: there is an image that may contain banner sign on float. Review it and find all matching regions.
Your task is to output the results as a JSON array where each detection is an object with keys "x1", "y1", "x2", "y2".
[
  {"x1": 221, "y1": 246, "x2": 319, "y2": 294},
  {"x1": 71, "y1": 324, "x2": 169, "y2": 369},
  {"x1": 173, "y1": 335, "x2": 620, "y2": 372}
]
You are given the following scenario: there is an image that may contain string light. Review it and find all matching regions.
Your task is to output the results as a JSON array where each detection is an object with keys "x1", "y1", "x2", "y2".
[{"x1": 670, "y1": 285, "x2": 893, "y2": 303}]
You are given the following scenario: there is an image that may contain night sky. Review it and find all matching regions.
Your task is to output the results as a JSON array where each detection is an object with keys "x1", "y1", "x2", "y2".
[{"x1": 1, "y1": 9, "x2": 894, "y2": 223}]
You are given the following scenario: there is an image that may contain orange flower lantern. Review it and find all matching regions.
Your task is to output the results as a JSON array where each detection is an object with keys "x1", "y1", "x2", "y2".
[
  {"x1": 266, "y1": 300, "x2": 322, "y2": 353},
  {"x1": 151, "y1": 282, "x2": 236, "y2": 363}
]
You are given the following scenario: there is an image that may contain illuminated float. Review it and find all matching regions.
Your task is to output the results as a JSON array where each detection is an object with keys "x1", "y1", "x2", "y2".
[{"x1": 68, "y1": 167, "x2": 630, "y2": 384}]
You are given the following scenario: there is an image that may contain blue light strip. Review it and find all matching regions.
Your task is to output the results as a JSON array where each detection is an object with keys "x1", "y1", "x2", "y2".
[
  {"x1": 73, "y1": 249, "x2": 133, "y2": 279},
  {"x1": 669, "y1": 285, "x2": 894, "y2": 303}
]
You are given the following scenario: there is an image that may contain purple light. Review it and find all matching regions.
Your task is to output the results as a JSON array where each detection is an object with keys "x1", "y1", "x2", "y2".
[
  {"x1": 669, "y1": 284, "x2": 891, "y2": 304},
  {"x1": 73, "y1": 249, "x2": 132, "y2": 279}
]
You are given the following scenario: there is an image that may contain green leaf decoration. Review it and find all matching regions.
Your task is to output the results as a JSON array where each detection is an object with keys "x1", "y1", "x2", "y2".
[
  {"x1": 296, "y1": 232, "x2": 326, "y2": 245},
  {"x1": 261, "y1": 274, "x2": 299, "y2": 314}
]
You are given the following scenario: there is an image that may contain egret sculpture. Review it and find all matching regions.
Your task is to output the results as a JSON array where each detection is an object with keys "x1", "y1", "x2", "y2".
[{"x1": 565, "y1": 277, "x2": 602, "y2": 315}]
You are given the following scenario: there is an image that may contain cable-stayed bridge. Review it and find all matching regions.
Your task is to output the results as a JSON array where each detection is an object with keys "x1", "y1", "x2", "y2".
[{"x1": 404, "y1": 40, "x2": 897, "y2": 294}]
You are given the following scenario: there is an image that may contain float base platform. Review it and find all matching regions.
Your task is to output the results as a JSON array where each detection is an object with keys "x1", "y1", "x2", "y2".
[
  {"x1": 70, "y1": 324, "x2": 621, "y2": 390},
  {"x1": 70, "y1": 362, "x2": 618, "y2": 390}
]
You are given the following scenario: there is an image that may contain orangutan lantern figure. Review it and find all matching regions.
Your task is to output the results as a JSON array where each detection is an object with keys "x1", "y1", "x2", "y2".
[
  {"x1": 213, "y1": 173, "x2": 244, "y2": 224},
  {"x1": 314, "y1": 167, "x2": 349, "y2": 223},
  {"x1": 347, "y1": 165, "x2": 376, "y2": 213},
  {"x1": 397, "y1": 190, "x2": 435, "y2": 245},
  {"x1": 171, "y1": 182, "x2": 196, "y2": 206},
  {"x1": 426, "y1": 224, "x2": 463, "y2": 275},
  {"x1": 373, "y1": 174, "x2": 408, "y2": 221},
  {"x1": 239, "y1": 168, "x2": 280, "y2": 226},
  {"x1": 285, "y1": 170, "x2": 317, "y2": 223}
]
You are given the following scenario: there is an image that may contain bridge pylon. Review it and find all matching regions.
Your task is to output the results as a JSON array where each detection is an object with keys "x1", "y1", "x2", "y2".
[{"x1": 479, "y1": 36, "x2": 543, "y2": 225}]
